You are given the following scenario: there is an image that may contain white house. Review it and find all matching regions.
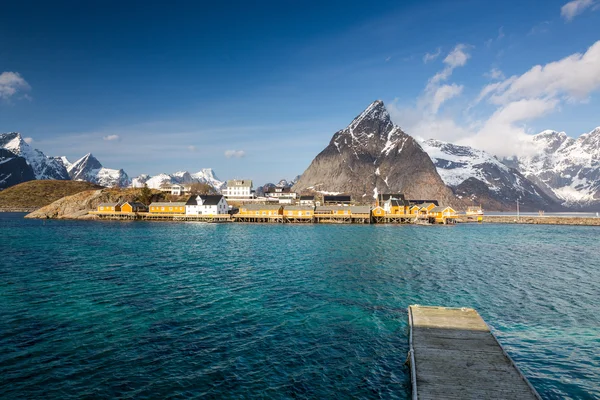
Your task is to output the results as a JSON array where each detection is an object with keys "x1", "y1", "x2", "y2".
[
  {"x1": 222, "y1": 179, "x2": 255, "y2": 199},
  {"x1": 159, "y1": 183, "x2": 189, "y2": 196},
  {"x1": 185, "y1": 195, "x2": 229, "y2": 215},
  {"x1": 265, "y1": 186, "x2": 297, "y2": 199},
  {"x1": 299, "y1": 195, "x2": 315, "y2": 206}
]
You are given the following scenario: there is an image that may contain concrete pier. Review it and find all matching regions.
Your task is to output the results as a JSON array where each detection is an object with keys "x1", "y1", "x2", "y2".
[{"x1": 408, "y1": 305, "x2": 540, "y2": 400}]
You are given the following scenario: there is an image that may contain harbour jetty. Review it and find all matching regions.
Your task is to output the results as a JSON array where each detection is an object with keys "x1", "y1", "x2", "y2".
[
  {"x1": 459, "y1": 215, "x2": 600, "y2": 226},
  {"x1": 408, "y1": 305, "x2": 540, "y2": 399}
]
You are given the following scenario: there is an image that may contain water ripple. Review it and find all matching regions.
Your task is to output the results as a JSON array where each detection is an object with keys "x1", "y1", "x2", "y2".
[{"x1": 0, "y1": 215, "x2": 598, "y2": 398}]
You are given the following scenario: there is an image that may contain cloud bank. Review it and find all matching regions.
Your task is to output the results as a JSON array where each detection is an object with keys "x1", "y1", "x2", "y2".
[
  {"x1": 389, "y1": 40, "x2": 600, "y2": 158},
  {"x1": 561, "y1": 0, "x2": 596, "y2": 21},
  {"x1": 224, "y1": 149, "x2": 245, "y2": 158},
  {"x1": 0, "y1": 72, "x2": 30, "y2": 100}
]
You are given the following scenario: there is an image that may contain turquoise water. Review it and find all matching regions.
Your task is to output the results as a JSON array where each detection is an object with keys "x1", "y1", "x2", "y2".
[{"x1": 1, "y1": 213, "x2": 599, "y2": 399}]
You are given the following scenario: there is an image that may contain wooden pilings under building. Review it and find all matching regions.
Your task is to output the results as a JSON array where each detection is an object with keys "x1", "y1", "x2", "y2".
[
  {"x1": 90, "y1": 211, "x2": 232, "y2": 223},
  {"x1": 407, "y1": 305, "x2": 540, "y2": 400}
]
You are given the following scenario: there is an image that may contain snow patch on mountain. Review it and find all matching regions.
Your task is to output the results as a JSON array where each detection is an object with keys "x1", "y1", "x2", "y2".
[
  {"x1": 0, "y1": 132, "x2": 70, "y2": 180},
  {"x1": 507, "y1": 127, "x2": 600, "y2": 207},
  {"x1": 68, "y1": 153, "x2": 130, "y2": 187},
  {"x1": 420, "y1": 138, "x2": 559, "y2": 210}
]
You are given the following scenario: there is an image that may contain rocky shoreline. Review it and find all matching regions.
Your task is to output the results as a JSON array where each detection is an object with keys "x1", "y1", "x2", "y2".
[{"x1": 0, "y1": 207, "x2": 37, "y2": 213}]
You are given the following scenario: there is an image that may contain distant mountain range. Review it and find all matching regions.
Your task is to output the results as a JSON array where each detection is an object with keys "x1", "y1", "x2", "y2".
[
  {"x1": 502, "y1": 128, "x2": 600, "y2": 209},
  {"x1": 419, "y1": 139, "x2": 559, "y2": 211},
  {"x1": 131, "y1": 169, "x2": 225, "y2": 191},
  {"x1": 2, "y1": 111, "x2": 600, "y2": 210}
]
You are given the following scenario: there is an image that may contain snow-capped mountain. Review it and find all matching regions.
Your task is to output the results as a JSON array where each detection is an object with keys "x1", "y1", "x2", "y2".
[
  {"x1": 0, "y1": 148, "x2": 36, "y2": 189},
  {"x1": 420, "y1": 139, "x2": 560, "y2": 211},
  {"x1": 504, "y1": 128, "x2": 600, "y2": 208},
  {"x1": 68, "y1": 153, "x2": 130, "y2": 187},
  {"x1": 293, "y1": 100, "x2": 459, "y2": 204},
  {"x1": 0, "y1": 132, "x2": 70, "y2": 180},
  {"x1": 130, "y1": 169, "x2": 225, "y2": 191},
  {"x1": 54, "y1": 156, "x2": 73, "y2": 170}
]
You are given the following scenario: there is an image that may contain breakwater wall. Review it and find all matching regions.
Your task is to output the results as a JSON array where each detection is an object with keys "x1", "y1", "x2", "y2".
[{"x1": 460, "y1": 215, "x2": 600, "y2": 226}]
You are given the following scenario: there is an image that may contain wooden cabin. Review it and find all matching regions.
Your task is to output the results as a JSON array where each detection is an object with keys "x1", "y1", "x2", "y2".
[
  {"x1": 121, "y1": 202, "x2": 148, "y2": 213},
  {"x1": 429, "y1": 206, "x2": 458, "y2": 223},
  {"x1": 283, "y1": 206, "x2": 314, "y2": 219},
  {"x1": 237, "y1": 204, "x2": 283, "y2": 216},
  {"x1": 372, "y1": 206, "x2": 385, "y2": 217},
  {"x1": 389, "y1": 199, "x2": 409, "y2": 215},
  {"x1": 149, "y1": 202, "x2": 187, "y2": 214},
  {"x1": 409, "y1": 205, "x2": 421, "y2": 215},
  {"x1": 299, "y1": 195, "x2": 315, "y2": 206},
  {"x1": 419, "y1": 203, "x2": 437, "y2": 213},
  {"x1": 97, "y1": 203, "x2": 121, "y2": 213},
  {"x1": 314, "y1": 205, "x2": 351, "y2": 216},
  {"x1": 349, "y1": 206, "x2": 371, "y2": 217}
]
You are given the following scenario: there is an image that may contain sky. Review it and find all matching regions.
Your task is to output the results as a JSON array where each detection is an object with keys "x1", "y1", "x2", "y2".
[{"x1": 1, "y1": 0, "x2": 600, "y2": 184}]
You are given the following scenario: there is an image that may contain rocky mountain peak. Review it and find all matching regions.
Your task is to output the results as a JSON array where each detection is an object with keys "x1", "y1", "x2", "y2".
[
  {"x1": 0, "y1": 131, "x2": 70, "y2": 181},
  {"x1": 293, "y1": 101, "x2": 459, "y2": 205}
]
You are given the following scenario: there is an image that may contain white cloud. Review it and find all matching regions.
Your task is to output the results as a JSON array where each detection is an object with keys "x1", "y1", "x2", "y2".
[
  {"x1": 423, "y1": 48, "x2": 441, "y2": 63},
  {"x1": 484, "y1": 68, "x2": 505, "y2": 80},
  {"x1": 24, "y1": 137, "x2": 34, "y2": 144},
  {"x1": 224, "y1": 149, "x2": 245, "y2": 158},
  {"x1": 103, "y1": 134, "x2": 120, "y2": 141},
  {"x1": 0, "y1": 71, "x2": 31, "y2": 100},
  {"x1": 430, "y1": 84, "x2": 464, "y2": 114},
  {"x1": 443, "y1": 44, "x2": 471, "y2": 68},
  {"x1": 561, "y1": 0, "x2": 596, "y2": 21},
  {"x1": 390, "y1": 40, "x2": 600, "y2": 158},
  {"x1": 480, "y1": 40, "x2": 600, "y2": 105},
  {"x1": 187, "y1": 145, "x2": 197, "y2": 151}
]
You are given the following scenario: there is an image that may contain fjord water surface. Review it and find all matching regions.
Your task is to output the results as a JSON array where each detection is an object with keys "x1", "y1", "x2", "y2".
[{"x1": 0, "y1": 213, "x2": 598, "y2": 399}]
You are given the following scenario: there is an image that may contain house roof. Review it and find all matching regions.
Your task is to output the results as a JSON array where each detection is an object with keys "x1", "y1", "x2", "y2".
[
  {"x1": 240, "y1": 204, "x2": 281, "y2": 210},
  {"x1": 299, "y1": 195, "x2": 315, "y2": 201},
  {"x1": 378, "y1": 193, "x2": 405, "y2": 202},
  {"x1": 187, "y1": 195, "x2": 224, "y2": 206},
  {"x1": 323, "y1": 195, "x2": 351, "y2": 203},
  {"x1": 430, "y1": 206, "x2": 455, "y2": 213},
  {"x1": 265, "y1": 187, "x2": 291, "y2": 193},
  {"x1": 99, "y1": 202, "x2": 119, "y2": 207},
  {"x1": 227, "y1": 179, "x2": 253, "y2": 188},
  {"x1": 409, "y1": 200, "x2": 439, "y2": 206},
  {"x1": 315, "y1": 205, "x2": 348, "y2": 212},
  {"x1": 419, "y1": 202, "x2": 437, "y2": 208},
  {"x1": 149, "y1": 202, "x2": 187, "y2": 207},
  {"x1": 284, "y1": 206, "x2": 314, "y2": 211},
  {"x1": 123, "y1": 202, "x2": 147, "y2": 208},
  {"x1": 390, "y1": 199, "x2": 409, "y2": 207},
  {"x1": 350, "y1": 206, "x2": 371, "y2": 213}
]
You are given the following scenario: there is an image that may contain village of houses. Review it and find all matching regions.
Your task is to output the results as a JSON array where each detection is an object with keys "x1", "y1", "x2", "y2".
[{"x1": 92, "y1": 179, "x2": 467, "y2": 225}]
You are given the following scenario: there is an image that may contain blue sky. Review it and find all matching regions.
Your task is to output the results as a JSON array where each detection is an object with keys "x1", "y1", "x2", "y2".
[{"x1": 1, "y1": 0, "x2": 599, "y2": 184}]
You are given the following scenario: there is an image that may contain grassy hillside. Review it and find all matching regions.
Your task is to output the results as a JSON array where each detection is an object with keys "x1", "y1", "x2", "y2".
[{"x1": 0, "y1": 180, "x2": 104, "y2": 211}]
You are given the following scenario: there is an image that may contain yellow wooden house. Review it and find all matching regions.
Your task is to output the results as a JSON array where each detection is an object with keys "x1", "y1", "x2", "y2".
[
  {"x1": 389, "y1": 200, "x2": 408, "y2": 215},
  {"x1": 283, "y1": 205, "x2": 314, "y2": 218},
  {"x1": 97, "y1": 203, "x2": 121, "y2": 213},
  {"x1": 409, "y1": 205, "x2": 421, "y2": 215},
  {"x1": 419, "y1": 203, "x2": 437, "y2": 213},
  {"x1": 237, "y1": 204, "x2": 283, "y2": 216},
  {"x1": 314, "y1": 205, "x2": 352, "y2": 217},
  {"x1": 121, "y1": 202, "x2": 148, "y2": 213},
  {"x1": 429, "y1": 206, "x2": 458, "y2": 223},
  {"x1": 372, "y1": 206, "x2": 385, "y2": 217},
  {"x1": 149, "y1": 202, "x2": 186, "y2": 214}
]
